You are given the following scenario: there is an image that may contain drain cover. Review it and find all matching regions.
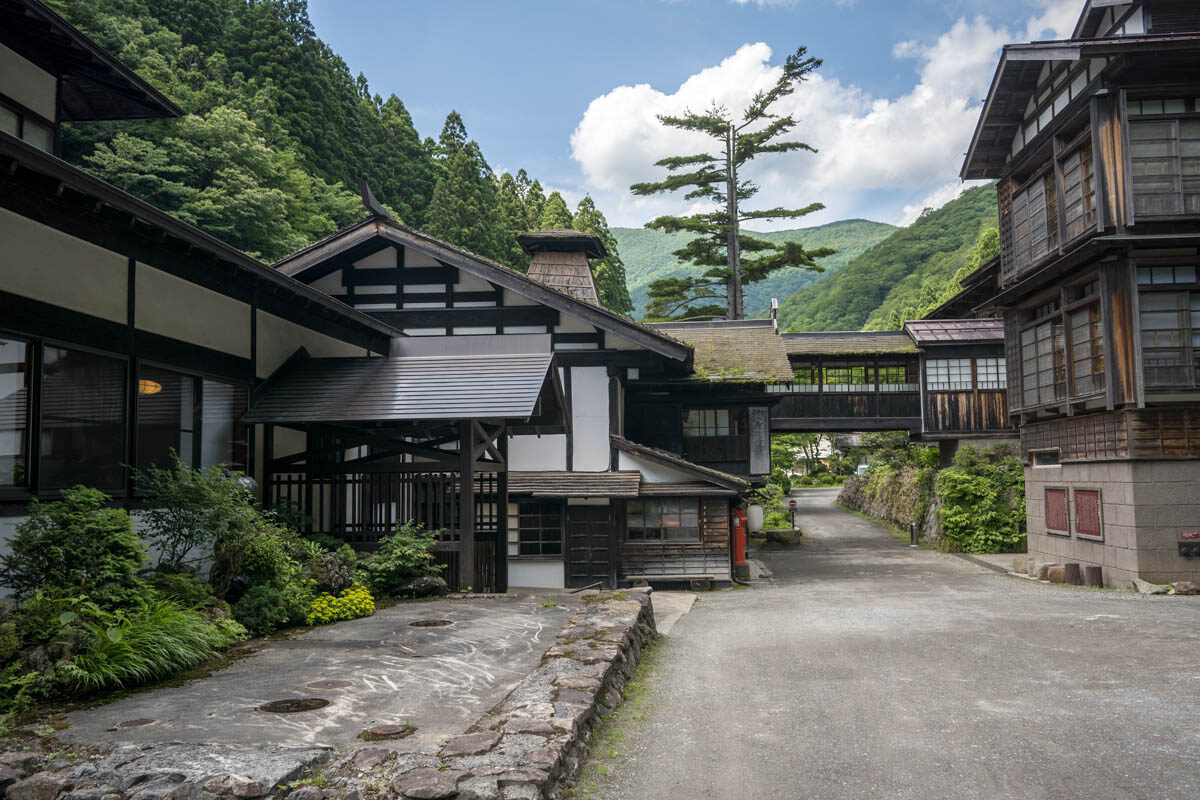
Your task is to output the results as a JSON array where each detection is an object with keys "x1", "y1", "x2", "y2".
[
  {"x1": 409, "y1": 619, "x2": 453, "y2": 628},
  {"x1": 359, "y1": 723, "x2": 416, "y2": 741},
  {"x1": 306, "y1": 680, "x2": 353, "y2": 690},
  {"x1": 258, "y1": 698, "x2": 330, "y2": 713},
  {"x1": 116, "y1": 718, "x2": 156, "y2": 728}
]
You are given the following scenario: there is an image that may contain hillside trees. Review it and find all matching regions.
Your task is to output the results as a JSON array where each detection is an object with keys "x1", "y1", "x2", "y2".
[
  {"x1": 630, "y1": 46, "x2": 832, "y2": 320},
  {"x1": 574, "y1": 196, "x2": 634, "y2": 314},
  {"x1": 44, "y1": 0, "x2": 636, "y2": 311}
]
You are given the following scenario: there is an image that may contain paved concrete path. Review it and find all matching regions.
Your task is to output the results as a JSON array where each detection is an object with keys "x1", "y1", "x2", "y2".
[{"x1": 587, "y1": 488, "x2": 1200, "y2": 800}]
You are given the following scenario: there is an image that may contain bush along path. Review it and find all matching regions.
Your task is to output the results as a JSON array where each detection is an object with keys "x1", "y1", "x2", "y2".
[{"x1": 0, "y1": 590, "x2": 657, "y2": 800}]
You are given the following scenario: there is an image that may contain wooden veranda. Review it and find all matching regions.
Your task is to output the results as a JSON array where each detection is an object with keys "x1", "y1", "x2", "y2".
[{"x1": 242, "y1": 340, "x2": 566, "y2": 593}]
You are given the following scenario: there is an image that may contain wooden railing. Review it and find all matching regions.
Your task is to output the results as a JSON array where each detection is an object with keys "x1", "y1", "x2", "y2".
[{"x1": 770, "y1": 391, "x2": 921, "y2": 420}]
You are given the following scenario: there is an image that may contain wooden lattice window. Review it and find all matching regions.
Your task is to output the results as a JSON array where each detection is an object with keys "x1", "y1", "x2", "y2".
[
  {"x1": 1074, "y1": 489, "x2": 1103, "y2": 539},
  {"x1": 1070, "y1": 302, "x2": 1105, "y2": 396},
  {"x1": 1045, "y1": 488, "x2": 1070, "y2": 534},
  {"x1": 1060, "y1": 144, "x2": 1096, "y2": 242}
]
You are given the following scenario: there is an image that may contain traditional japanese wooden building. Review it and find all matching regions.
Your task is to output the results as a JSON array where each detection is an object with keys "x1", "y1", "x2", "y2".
[{"x1": 961, "y1": 0, "x2": 1200, "y2": 585}]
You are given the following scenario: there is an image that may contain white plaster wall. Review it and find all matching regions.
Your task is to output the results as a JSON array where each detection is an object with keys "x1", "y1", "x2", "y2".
[
  {"x1": 502, "y1": 289, "x2": 536, "y2": 307},
  {"x1": 509, "y1": 560, "x2": 565, "y2": 589},
  {"x1": 256, "y1": 311, "x2": 367, "y2": 378},
  {"x1": 617, "y1": 451, "x2": 696, "y2": 484},
  {"x1": 0, "y1": 208, "x2": 127, "y2": 322},
  {"x1": 606, "y1": 333, "x2": 640, "y2": 351},
  {"x1": 356, "y1": 248, "x2": 396, "y2": 269},
  {"x1": 555, "y1": 315, "x2": 597, "y2": 335},
  {"x1": 136, "y1": 264, "x2": 251, "y2": 358},
  {"x1": 508, "y1": 434, "x2": 568, "y2": 471},
  {"x1": 570, "y1": 367, "x2": 610, "y2": 471},
  {"x1": 0, "y1": 43, "x2": 56, "y2": 121},
  {"x1": 402, "y1": 246, "x2": 440, "y2": 268}
]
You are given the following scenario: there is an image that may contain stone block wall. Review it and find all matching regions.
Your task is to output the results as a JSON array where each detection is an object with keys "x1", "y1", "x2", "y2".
[{"x1": 1025, "y1": 459, "x2": 1200, "y2": 587}]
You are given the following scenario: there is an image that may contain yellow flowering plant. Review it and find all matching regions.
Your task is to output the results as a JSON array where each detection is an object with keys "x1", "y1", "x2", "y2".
[{"x1": 304, "y1": 582, "x2": 375, "y2": 626}]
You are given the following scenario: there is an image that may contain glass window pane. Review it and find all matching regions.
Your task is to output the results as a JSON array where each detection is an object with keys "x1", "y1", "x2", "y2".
[
  {"x1": 40, "y1": 347, "x2": 126, "y2": 490},
  {"x1": 0, "y1": 337, "x2": 32, "y2": 487},
  {"x1": 22, "y1": 119, "x2": 53, "y2": 153},
  {"x1": 200, "y1": 379, "x2": 248, "y2": 471},
  {"x1": 0, "y1": 105, "x2": 17, "y2": 137},
  {"x1": 136, "y1": 367, "x2": 196, "y2": 470}
]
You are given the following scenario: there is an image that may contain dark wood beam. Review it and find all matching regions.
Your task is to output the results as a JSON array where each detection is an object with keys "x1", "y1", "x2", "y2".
[{"x1": 370, "y1": 306, "x2": 559, "y2": 329}]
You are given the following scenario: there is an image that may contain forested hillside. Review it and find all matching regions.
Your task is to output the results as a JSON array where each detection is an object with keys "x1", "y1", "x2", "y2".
[
  {"x1": 614, "y1": 219, "x2": 896, "y2": 318},
  {"x1": 775, "y1": 185, "x2": 998, "y2": 332},
  {"x1": 46, "y1": 0, "x2": 632, "y2": 313}
]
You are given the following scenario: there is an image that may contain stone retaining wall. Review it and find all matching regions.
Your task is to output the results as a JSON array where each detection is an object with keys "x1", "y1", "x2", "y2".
[{"x1": 0, "y1": 589, "x2": 657, "y2": 800}]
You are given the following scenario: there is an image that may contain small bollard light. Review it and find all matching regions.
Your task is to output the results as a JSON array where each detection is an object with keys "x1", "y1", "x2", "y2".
[{"x1": 909, "y1": 522, "x2": 919, "y2": 548}]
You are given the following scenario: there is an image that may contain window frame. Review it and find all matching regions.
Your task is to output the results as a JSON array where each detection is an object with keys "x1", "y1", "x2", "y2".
[
  {"x1": 624, "y1": 497, "x2": 702, "y2": 543},
  {"x1": 1072, "y1": 488, "x2": 1104, "y2": 540},
  {"x1": 1125, "y1": 98, "x2": 1200, "y2": 220},
  {"x1": 0, "y1": 93, "x2": 56, "y2": 155},
  {"x1": 1135, "y1": 266, "x2": 1200, "y2": 390},
  {"x1": 0, "y1": 334, "x2": 34, "y2": 494},
  {"x1": 1044, "y1": 486, "x2": 1071, "y2": 536},
  {"x1": 506, "y1": 497, "x2": 564, "y2": 558},
  {"x1": 0, "y1": 327, "x2": 254, "y2": 505},
  {"x1": 135, "y1": 362, "x2": 250, "y2": 475}
]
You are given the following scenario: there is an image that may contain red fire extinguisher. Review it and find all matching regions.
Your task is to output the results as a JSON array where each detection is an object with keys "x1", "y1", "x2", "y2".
[{"x1": 733, "y1": 507, "x2": 747, "y2": 565}]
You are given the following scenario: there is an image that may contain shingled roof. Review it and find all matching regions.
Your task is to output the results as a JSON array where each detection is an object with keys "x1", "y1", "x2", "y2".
[
  {"x1": 781, "y1": 331, "x2": 918, "y2": 356},
  {"x1": 611, "y1": 436, "x2": 749, "y2": 492},
  {"x1": 646, "y1": 319, "x2": 793, "y2": 382},
  {"x1": 508, "y1": 471, "x2": 641, "y2": 498},
  {"x1": 905, "y1": 319, "x2": 1005, "y2": 345}
]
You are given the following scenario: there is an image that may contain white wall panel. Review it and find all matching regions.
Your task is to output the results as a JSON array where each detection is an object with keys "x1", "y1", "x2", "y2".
[
  {"x1": 137, "y1": 263, "x2": 251, "y2": 358},
  {"x1": 508, "y1": 434, "x2": 567, "y2": 471},
  {"x1": 0, "y1": 43, "x2": 56, "y2": 120},
  {"x1": 570, "y1": 367, "x2": 610, "y2": 471},
  {"x1": 0, "y1": 208, "x2": 127, "y2": 323},
  {"x1": 257, "y1": 311, "x2": 367, "y2": 377},
  {"x1": 508, "y1": 560, "x2": 565, "y2": 589}
]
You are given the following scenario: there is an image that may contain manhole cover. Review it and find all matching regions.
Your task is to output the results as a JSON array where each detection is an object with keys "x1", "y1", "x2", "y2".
[
  {"x1": 116, "y1": 718, "x2": 156, "y2": 728},
  {"x1": 306, "y1": 680, "x2": 353, "y2": 690},
  {"x1": 359, "y1": 723, "x2": 416, "y2": 741},
  {"x1": 257, "y1": 698, "x2": 330, "y2": 714},
  {"x1": 409, "y1": 619, "x2": 453, "y2": 628}
]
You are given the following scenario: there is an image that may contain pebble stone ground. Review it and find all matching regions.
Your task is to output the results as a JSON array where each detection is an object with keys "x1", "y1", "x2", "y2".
[{"x1": 584, "y1": 488, "x2": 1200, "y2": 800}]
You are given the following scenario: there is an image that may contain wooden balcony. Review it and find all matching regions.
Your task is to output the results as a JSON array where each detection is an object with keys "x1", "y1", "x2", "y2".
[{"x1": 768, "y1": 390, "x2": 922, "y2": 433}]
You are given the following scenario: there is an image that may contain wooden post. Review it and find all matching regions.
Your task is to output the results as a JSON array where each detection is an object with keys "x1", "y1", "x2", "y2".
[
  {"x1": 458, "y1": 420, "x2": 476, "y2": 592},
  {"x1": 495, "y1": 427, "x2": 509, "y2": 593}
]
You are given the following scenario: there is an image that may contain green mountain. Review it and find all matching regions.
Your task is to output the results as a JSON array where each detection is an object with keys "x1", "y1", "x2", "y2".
[
  {"x1": 775, "y1": 185, "x2": 998, "y2": 332},
  {"x1": 614, "y1": 219, "x2": 897, "y2": 318}
]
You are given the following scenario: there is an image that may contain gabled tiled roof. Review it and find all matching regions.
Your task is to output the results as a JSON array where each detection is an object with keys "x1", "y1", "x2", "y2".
[
  {"x1": 646, "y1": 319, "x2": 793, "y2": 382},
  {"x1": 904, "y1": 319, "x2": 1005, "y2": 345},
  {"x1": 508, "y1": 472, "x2": 641, "y2": 498}
]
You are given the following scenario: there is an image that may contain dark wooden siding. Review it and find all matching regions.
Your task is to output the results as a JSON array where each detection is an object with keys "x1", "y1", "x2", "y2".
[
  {"x1": 923, "y1": 390, "x2": 1011, "y2": 434},
  {"x1": 618, "y1": 496, "x2": 730, "y2": 580},
  {"x1": 1021, "y1": 408, "x2": 1200, "y2": 461},
  {"x1": 771, "y1": 392, "x2": 920, "y2": 419},
  {"x1": 1092, "y1": 93, "x2": 1128, "y2": 232},
  {"x1": 1100, "y1": 259, "x2": 1139, "y2": 407}
]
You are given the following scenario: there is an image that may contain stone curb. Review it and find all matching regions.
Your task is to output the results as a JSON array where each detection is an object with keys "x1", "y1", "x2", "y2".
[
  {"x1": 0, "y1": 590, "x2": 657, "y2": 800},
  {"x1": 333, "y1": 587, "x2": 658, "y2": 800}
]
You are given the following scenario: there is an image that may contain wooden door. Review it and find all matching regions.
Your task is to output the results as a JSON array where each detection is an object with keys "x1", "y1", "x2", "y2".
[{"x1": 566, "y1": 505, "x2": 614, "y2": 589}]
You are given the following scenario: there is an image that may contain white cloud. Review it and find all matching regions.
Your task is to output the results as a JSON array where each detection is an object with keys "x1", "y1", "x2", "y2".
[{"x1": 570, "y1": 2, "x2": 1070, "y2": 229}]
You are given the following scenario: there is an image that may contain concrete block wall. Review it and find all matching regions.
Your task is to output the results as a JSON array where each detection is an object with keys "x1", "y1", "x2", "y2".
[{"x1": 1025, "y1": 460, "x2": 1200, "y2": 587}]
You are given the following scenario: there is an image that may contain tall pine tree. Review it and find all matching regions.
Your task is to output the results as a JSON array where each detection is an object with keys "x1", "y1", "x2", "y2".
[
  {"x1": 573, "y1": 196, "x2": 633, "y2": 315},
  {"x1": 631, "y1": 46, "x2": 832, "y2": 320},
  {"x1": 538, "y1": 191, "x2": 573, "y2": 229}
]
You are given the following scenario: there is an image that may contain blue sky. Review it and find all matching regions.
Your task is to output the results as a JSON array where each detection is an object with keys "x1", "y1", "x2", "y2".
[{"x1": 308, "y1": 0, "x2": 1080, "y2": 228}]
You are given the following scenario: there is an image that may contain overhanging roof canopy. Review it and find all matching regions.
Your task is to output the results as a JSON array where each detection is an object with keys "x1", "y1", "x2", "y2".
[
  {"x1": 1, "y1": 0, "x2": 181, "y2": 121},
  {"x1": 905, "y1": 319, "x2": 1004, "y2": 345},
  {"x1": 243, "y1": 352, "x2": 562, "y2": 426},
  {"x1": 648, "y1": 319, "x2": 793, "y2": 382}
]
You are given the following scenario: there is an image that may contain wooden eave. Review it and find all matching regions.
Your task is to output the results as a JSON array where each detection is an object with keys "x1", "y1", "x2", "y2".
[
  {"x1": 962, "y1": 34, "x2": 1200, "y2": 180},
  {"x1": 273, "y1": 216, "x2": 695, "y2": 366},
  {"x1": 0, "y1": 0, "x2": 180, "y2": 121},
  {"x1": 610, "y1": 435, "x2": 750, "y2": 492},
  {"x1": 0, "y1": 133, "x2": 398, "y2": 353}
]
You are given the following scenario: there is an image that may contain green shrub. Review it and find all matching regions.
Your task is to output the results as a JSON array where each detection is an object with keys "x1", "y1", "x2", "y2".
[
  {"x1": 935, "y1": 445, "x2": 1026, "y2": 554},
  {"x1": 231, "y1": 585, "x2": 295, "y2": 636},
  {"x1": 0, "y1": 487, "x2": 147, "y2": 608},
  {"x1": 359, "y1": 523, "x2": 443, "y2": 597},
  {"x1": 301, "y1": 532, "x2": 345, "y2": 552},
  {"x1": 147, "y1": 571, "x2": 216, "y2": 609},
  {"x1": 764, "y1": 510, "x2": 792, "y2": 529},
  {"x1": 134, "y1": 455, "x2": 258, "y2": 571},
  {"x1": 305, "y1": 583, "x2": 374, "y2": 625},
  {"x1": 308, "y1": 550, "x2": 356, "y2": 594},
  {"x1": 63, "y1": 598, "x2": 229, "y2": 693}
]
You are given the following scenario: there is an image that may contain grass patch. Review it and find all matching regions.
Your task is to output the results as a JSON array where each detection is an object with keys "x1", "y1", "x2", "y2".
[{"x1": 567, "y1": 636, "x2": 666, "y2": 800}]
